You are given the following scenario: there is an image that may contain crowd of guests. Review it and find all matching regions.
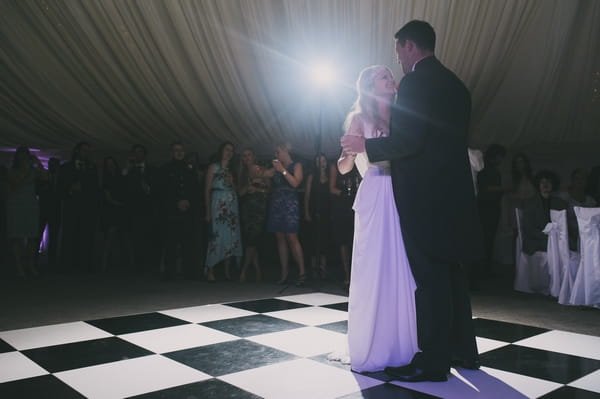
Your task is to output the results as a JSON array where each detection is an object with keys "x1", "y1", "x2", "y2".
[
  {"x1": 3, "y1": 141, "x2": 597, "y2": 290},
  {"x1": 473, "y1": 144, "x2": 600, "y2": 287},
  {"x1": 0, "y1": 141, "x2": 361, "y2": 286}
]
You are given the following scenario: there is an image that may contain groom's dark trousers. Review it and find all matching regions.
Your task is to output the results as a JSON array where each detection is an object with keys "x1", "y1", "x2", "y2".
[
  {"x1": 403, "y1": 235, "x2": 478, "y2": 375},
  {"x1": 365, "y1": 56, "x2": 484, "y2": 375}
]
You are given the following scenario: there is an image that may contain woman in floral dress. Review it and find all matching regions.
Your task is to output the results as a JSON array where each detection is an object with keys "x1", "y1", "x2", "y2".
[{"x1": 204, "y1": 141, "x2": 242, "y2": 281}]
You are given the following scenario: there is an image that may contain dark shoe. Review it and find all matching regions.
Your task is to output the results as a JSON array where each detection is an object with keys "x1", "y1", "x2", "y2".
[
  {"x1": 295, "y1": 274, "x2": 306, "y2": 286},
  {"x1": 388, "y1": 367, "x2": 448, "y2": 382},
  {"x1": 384, "y1": 364, "x2": 416, "y2": 377},
  {"x1": 451, "y1": 359, "x2": 480, "y2": 370}
]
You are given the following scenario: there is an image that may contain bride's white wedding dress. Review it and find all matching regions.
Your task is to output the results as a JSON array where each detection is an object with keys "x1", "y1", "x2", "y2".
[{"x1": 331, "y1": 116, "x2": 419, "y2": 372}]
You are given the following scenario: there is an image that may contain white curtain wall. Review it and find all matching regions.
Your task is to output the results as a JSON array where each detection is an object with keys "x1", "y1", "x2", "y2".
[{"x1": 1, "y1": 0, "x2": 599, "y2": 160}]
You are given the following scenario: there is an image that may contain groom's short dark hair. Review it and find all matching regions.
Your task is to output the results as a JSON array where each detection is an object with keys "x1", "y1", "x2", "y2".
[{"x1": 395, "y1": 20, "x2": 436, "y2": 52}]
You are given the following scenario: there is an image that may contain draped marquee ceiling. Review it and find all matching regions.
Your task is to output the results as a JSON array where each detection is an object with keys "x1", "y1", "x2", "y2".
[{"x1": 1, "y1": 0, "x2": 599, "y2": 160}]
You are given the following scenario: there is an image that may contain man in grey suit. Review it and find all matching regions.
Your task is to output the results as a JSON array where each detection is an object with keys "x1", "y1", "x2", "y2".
[{"x1": 342, "y1": 20, "x2": 483, "y2": 382}]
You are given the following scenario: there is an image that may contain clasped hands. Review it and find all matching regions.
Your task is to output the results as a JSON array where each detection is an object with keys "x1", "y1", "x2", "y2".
[{"x1": 340, "y1": 135, "x2": 366, "y2": 156}]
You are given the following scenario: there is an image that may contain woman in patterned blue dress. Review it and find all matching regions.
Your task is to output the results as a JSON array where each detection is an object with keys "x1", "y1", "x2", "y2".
[
  {"x1": 265, "y1": 142, "x2": 307, "y2": 285},
  {"x1": 204, "y1": 142, "x2": 242, "y2": 281}
]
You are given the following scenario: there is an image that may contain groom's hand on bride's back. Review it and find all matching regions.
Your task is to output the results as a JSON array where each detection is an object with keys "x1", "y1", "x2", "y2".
[{"x1": 340, "y1": 135, "x2": 365, "y2": 154}]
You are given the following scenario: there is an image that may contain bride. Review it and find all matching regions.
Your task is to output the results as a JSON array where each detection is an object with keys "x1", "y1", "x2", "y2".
[{"x1": 335, "y1": 65, "x2": 418, "y2": 372}]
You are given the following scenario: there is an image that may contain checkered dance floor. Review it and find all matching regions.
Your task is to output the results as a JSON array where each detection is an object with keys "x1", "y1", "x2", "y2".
[{"x1": 1, "y1": 293, "x2": 599, "y2": 398}]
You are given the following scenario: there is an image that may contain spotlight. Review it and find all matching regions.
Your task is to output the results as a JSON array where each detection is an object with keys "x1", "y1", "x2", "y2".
[{"x1": 311, "y1": 62, "x2": 334, "y2": 87}]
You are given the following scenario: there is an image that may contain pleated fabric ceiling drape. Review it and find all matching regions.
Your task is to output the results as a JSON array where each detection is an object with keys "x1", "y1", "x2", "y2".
[{"x1": 1, "y1": 0, "x2": 599, "y2": 159}]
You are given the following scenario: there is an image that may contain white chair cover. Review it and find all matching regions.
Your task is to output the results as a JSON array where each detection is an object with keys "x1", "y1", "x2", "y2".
[
  {"x1": 545, "y1": 210, "x2": 567, "y2": 297},
  {"x1": 513, "y1": 208, "x2": 550, "y2": 294},
  {"x1": 569, "y1": 207, "x2": 600, "y2": 306},
  {"x1": 555, "y1": 210, "x2": 581, "y2": 305}
]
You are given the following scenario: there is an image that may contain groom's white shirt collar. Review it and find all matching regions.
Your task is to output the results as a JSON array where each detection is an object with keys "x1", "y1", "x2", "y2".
[{"x1": 412, "y1": 55, "x2": 433, "y2": 72}]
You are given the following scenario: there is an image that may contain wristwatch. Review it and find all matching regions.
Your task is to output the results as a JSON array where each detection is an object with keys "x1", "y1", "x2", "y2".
[{"x1": 282, "y1": 170, "x2": 288, "y2": 176}]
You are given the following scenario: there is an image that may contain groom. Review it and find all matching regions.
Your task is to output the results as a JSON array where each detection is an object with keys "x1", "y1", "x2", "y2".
[{"x1": 341, "y1": 20, "x2": 483, "y2": 382}]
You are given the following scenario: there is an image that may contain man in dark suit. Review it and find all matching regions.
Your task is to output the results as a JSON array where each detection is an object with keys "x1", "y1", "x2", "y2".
[
  {"x1": 157, "y1": 142, "x2": 201, "y2": 280},
  {"x1": 123, "y1": 144, "x2": 159, "y2": 273},
  {"x1": 342, "y1": 20, "x2": 483, "y2": 382},
  {"x1": 59, "y1": 142, "x2": 100, "y2": 273}
]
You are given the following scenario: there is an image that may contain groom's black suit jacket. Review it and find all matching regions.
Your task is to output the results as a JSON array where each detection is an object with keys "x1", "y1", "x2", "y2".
[{"x1": 366, "y1": 56, "x2": 483, "y2": 263}]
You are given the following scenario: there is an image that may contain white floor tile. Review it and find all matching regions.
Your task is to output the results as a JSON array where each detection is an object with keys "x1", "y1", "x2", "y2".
[
  {"x1": 54, "y1": 354, "x2": 210, "y2": 399},
  {"x1": 480, "y1": 367, "x2": 562, "y2": 398},
  {"x1": 247, "y1": 327, "x2": 347, "y2": 357},
  {"x1": 569, "y1": 369, "x2": 600, "y2": 394},
  {"x1": 220, "y1": 358, "x2": 381, "y2": 399},
  {"x1": 276, "y1": 293, "x2": 348, "y2": 306},
  {"x1": 265, "y1": 306, "x2": 347, "y2": 326},
  {"x1": 159, "y1": 304, "x2": 256, "y2": 323},
  {"x1": 476, "y1": 336, "x2": 510, "y2": 354},
  {"x1": 0, "y1": 322, "x2": 112, "y2": 350},
  {"x1": 515, "y1": 330, "x2": 600, "y2": 360},
  {"x1": 118, "y1": 324, "x2": 238, "y2": 353},
  {"x1": 0, "y1": 352, "x2": 48, "y2": 383}
]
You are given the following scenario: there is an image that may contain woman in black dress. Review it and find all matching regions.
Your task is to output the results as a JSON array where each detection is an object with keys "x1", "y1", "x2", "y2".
[
  {"x1": 304, "y1": 153, "x2": 331, "y2": 280},
  {"x1": 329, "y1": 162, "x2": 360, "y2": 286},
  {"x1": 237, "y1": 148, "x2": 269, "y2": 282}
]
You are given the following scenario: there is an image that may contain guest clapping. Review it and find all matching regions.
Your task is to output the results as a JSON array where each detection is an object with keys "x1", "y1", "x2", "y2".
[{"x1": 264, "y1": 142, "x2": 306, "y2": 285}]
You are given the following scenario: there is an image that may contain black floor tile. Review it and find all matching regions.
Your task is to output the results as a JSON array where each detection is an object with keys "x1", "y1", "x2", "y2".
[
  {"x1": 479, "y1": 344, "x2": 600, "y2": 384},
  {"x1": 86, "y1": 312, "x2": 189, "y2": 335},
  {"x1": 163, "y1": 339, "x2": 297, "y2": 376},
  {"x1": 473, "y1": 318, "x2": 548, "y2": 343},
  {"x1": 128, "y1": 378, "x2": 261, "y2": 399},
  {"x1": 0, "y1": 375, "x2": 85, "y2": 398},
  {"x1": 224, "y1": 298, "x2": 309, "y2": 313},
  {"x1": 338, "y1": 382, "x2": 441, "y2": 398},
  {"x1": 539, "y1": 386, "x2": 600, "y2": 398},
  {"x1": 317, "y1": 320, "x2": 348, "y2": 334},
  {"x1": 201, "y1": 314, "x2": 305, "y2": 337},
  {"x1": 22, "y1": 337, "x2": 153, "y2": 373},
  {"x1": 0, "y1": 338, "x2": 15, "y2": 353},
  {"x1": 324, "y1": 302, "x2": 349, "y2": 312}
]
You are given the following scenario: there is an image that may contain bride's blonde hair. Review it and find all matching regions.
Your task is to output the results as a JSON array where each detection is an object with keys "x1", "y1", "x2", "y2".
[{"x1": 343, "y1": 65, "x2": 393, "y2": 132}]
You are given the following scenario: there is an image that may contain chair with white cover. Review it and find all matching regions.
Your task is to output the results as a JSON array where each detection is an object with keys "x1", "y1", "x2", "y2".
[
  {"x1": 544, "y1": 210, "x2": 581, "y2": 302},
  {"x1": 545, "y1": 210, "x2": 566, "y2": 297},
  {"x1": 569, "y1": 207, "x2": 600, "y2": 307},
  {"x1": 514, "y1": 208, "x2": 550, "y2": 294}
]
